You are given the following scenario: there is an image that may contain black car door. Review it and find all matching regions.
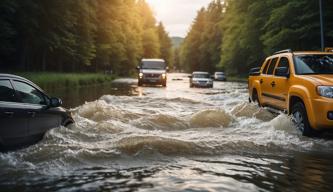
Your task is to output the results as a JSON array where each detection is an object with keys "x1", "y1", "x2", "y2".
[
  {"x1": 12, "y1": 80, "x2": 61, "y2": 136},
  {"x1": 0, "y1": 79, "x2": 29, "y2": 146}
]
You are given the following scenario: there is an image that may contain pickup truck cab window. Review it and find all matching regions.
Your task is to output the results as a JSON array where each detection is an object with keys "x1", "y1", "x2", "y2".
[
  {"x1": 262, "y1": 59, "x2": 271, "y2": 74},
  {"x1": 275, "y1": 57, "x2": 290, "y2": 75},
  {"x1": 0, "y1": 80, "x2": 16, "y2": 102},
  {"x1": 12, "y1": 81, "x2": 47, "y2": 105},
  {"x1": 267, "y1": 58, "x2": 278, "y2": 75}
]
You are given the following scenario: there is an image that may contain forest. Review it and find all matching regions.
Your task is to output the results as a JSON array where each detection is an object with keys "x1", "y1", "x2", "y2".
[
  {"x1": 1, "y1": 0, "x2": 333, "y2": 76},
  {"x1": 180, "y1": 0, "x2": 333, "y2": 75},
  {"x1": 0, "y1": 0, "x2": 172, "y2": 76}
]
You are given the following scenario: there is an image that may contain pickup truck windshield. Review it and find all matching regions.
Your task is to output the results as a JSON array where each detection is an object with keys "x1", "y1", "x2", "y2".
[
  {"x1": 193, "y1": 74, "x2": 210, "y2": 78},
  {"x1": 141, "y1": 61, "x2": 166, "y2": 69},
  {"x1": 295, "y1": 55, "x2": 333, "y2": 75}
]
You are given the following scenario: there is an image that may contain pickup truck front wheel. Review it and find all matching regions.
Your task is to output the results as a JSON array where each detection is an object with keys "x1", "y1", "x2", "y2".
[
  {"x1": 251, "y1": 89, "x2": 261, "y2": 107},
  {"x1": 291, "y1": 102, "x2": 314, "y2": 137}
]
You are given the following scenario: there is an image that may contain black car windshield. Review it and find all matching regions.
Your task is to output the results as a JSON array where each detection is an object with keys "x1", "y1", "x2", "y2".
[
  {"x1": 141, "y1": 61, "x2": 166, "y2": 69},
  {"x1": 295, "y1": 55, "x2": 333, "y2": 75},
  {"x1": 193, "y1": 74, "x2": 210, "y2": 78}
]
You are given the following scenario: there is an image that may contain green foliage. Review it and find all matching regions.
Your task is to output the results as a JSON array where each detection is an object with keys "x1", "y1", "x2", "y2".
[
  {"x1": 180, "y1": 8, "x2": 208, "y2": 72},
  {"x1": 0, "y1": 0, "x2": 172, "y2": 76},
  {"x1": 142, "y1": 28, "x2": 161, "y2": 58},
  {"x1": 181, "y1": 0, "x2": 333, "y2": 75},
  {"x1": 0, "y1": 0, "x2": 17, "y2": 65},
  {"x1": 158, "y1": 22, "x2": 173, "y2": 67},
  {"x1": 180, "y1": 1, "x2": 225, "y2": 73}
]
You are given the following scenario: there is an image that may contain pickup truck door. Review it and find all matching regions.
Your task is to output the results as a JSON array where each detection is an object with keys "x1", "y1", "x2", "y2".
[
  {"x1": 260, "y1": 58, "x2": 279, "y2": 106},
  {"x1": 270, "y1": 57, "x2": 291, "y2": 110}
]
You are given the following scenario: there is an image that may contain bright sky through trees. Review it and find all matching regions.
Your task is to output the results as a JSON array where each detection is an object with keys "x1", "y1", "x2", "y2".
[{"x1": 146, "y1": 0, "x2": 212, "y2": 37}]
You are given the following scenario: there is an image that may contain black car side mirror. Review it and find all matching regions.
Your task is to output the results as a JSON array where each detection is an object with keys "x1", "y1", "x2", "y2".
[
  {"x1": 50, "y1": 97, "x2": 62, "y2": 108},
  {"x1": 188, "y1": 75, "x2": 192, "y2": 78},
  {"x1": 275, "y1": 67, "x2": 290, "y2": 78}
]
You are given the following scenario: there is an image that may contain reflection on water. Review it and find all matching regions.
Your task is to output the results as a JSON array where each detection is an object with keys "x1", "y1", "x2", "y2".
[
  {"x1": 46, "y1": 79, "x2": 138, "y2": 108},
  {"x1": 1, "y1": 73, "x2": 333, "y2": 192}
]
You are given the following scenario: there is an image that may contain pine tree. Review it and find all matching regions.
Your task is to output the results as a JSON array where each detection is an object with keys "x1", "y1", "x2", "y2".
[{"x1": 157, "y1": 22, "x2": 173, "y2": 67}]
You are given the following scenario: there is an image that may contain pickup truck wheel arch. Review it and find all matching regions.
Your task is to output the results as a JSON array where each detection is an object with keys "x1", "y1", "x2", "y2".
[
  {"x1": 291, "y1": 101, "x2": 316, "y2": 137},
  {"x1": 289, "y1": 96, "x2": 303, "y2": 115},
  {"x1": 251, "y1": 89, "x2": 261, "y2": 106}
]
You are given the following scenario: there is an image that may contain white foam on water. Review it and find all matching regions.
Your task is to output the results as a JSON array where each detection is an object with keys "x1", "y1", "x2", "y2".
[{"x1": 3, "y1": 79, "x2": 333, "y2": 178}]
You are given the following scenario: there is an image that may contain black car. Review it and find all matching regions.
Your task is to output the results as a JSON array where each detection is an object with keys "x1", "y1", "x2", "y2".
[{"x1": 0, "y1": 74, "x2": 74, "y2": 151}]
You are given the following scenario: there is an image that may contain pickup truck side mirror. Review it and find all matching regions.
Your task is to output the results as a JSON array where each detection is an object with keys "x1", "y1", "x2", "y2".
[
  {"x1": 275, "y1": 67, "x2": 290, "y2": 78},
  {"x1": 249, "y1": 67, "x2": 261, "y2": 76},
  {"x1": 136, "y1": 66, "x2": 140, "y2": 70},
  {"x1": 49, "y1": 97, "x2": 62, "y2": 108},
  {"x1": 166, "y1": 66, "x2": 169, "y2": 72}
]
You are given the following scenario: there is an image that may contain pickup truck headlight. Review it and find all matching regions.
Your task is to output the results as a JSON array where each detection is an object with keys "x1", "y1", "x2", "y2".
[
  {"x1": 162, "y1": 73, "x2": 166, "y2": 79},
  {"x1": 139, "y1": 73, "x2": 143, "y2": 78},
  {"x1": 317, "y1": 86, "x2": 333, "y2": 98}
]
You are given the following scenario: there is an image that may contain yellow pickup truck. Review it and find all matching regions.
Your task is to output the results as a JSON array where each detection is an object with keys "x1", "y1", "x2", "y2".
[{"x1": 248, "y1": 49, "x2": 333, "y2": 136}]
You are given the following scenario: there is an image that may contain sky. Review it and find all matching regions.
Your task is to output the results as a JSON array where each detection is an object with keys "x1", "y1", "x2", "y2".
[{"x1": 146, "y1": 0, "x2": 212, "y2": 37}]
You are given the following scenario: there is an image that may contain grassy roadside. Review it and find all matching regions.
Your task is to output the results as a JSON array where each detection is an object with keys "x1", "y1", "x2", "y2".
[
  {"x1": 227, "y1": 75, "x2": 248, "y2": 83},
  {"x1": 14, "y1": 72, "x2": 116, "y2": 90}
]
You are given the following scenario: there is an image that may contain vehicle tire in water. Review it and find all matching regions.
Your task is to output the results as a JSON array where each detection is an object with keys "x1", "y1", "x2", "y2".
[
  {"x1": 291, "y1": 102, "x2": 315, "y2": 137},
  {"x1": 251, "y1": 89, "x2": 261, "y2": 106},
  {"x1": 138, "y1": 81, "x2": 143, "y2": 87}
]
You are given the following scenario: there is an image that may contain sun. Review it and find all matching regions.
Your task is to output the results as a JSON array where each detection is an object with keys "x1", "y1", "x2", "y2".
[{"x1": 146, "y1": 0, "x2": 168, "y2": 15}]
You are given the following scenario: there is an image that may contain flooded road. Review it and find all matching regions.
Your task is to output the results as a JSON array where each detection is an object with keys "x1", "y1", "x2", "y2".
[{"x1": 1, "y1": 73, "x2": 333, "y2": 192}]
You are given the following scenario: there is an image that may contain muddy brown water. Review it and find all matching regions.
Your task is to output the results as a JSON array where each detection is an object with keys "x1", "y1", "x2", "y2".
[{"x1": 1, "y1": 73, "x2": 333, "y2": 192}]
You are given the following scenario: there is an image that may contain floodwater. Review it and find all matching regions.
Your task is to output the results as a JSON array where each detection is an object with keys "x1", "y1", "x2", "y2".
[{"x1": 1, "y1": 73, "x2": 333, "y2": 192}]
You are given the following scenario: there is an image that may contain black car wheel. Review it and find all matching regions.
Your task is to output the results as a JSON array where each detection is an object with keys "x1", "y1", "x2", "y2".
[
  {"x1": 291, "y1": 102, "x2": 315, "y2": 137},
  {"x1": 63, "y1": 119, "x2": 74, "y2": 127}
]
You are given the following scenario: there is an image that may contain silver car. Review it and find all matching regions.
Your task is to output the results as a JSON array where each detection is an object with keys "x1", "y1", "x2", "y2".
[
  {"x1": 214, "y1": 72, "x2": 227, "y2": 81},
  {"x1": 189, "y1": 72, "x2": 213, "y2": 88}
]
